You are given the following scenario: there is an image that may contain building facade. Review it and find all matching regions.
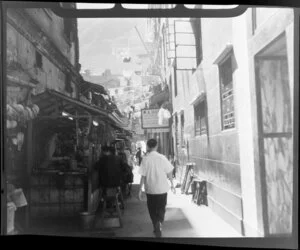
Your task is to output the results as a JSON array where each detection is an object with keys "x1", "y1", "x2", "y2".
[
  {"x1": 4, "y1": 4, "x2": 129, "y2": 234},
  {"x1": 149, "y1": 7, "x2": 295, "y2": 237}
]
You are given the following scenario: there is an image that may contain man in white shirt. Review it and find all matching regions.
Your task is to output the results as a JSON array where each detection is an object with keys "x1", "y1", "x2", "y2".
[{"x1": 138, "y1": 139, "x2": 176, "y2": 238}]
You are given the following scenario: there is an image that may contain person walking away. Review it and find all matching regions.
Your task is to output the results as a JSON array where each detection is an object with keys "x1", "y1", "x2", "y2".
[
  {"x1": 136, "y1": 147, "x2": 143, "y2": 166},
  {"x1": 117, "y1": 146, "x2": 134, "y2": 197},
  {"x1": 173, "y1": 156, "x2": 179, "y2": 179},
  {"x1": 124, "y1": 147, "x2": 134, "y2": 195},
  {"x1": 138, "y1": 139, "x2": 176, "y2": 238},
  {"x1": 168, "y1": 155, "x2": 176, "y2": 179}
]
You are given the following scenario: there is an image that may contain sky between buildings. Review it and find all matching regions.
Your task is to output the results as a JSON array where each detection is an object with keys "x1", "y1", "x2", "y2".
[{"x1": 77, "y1": 4, "x2": 148, "y2": 76}]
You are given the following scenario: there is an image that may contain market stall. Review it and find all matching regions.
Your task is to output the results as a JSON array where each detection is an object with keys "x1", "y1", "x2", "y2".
[
  {"x1": 30, "y1": 118, "x2": 89, "y2": 218},
  {"x1": 28, "y1": 89, "x2": 117, "y2": 221}
]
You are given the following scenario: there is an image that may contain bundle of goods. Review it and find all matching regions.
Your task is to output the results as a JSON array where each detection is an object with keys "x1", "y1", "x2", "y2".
[{"x1": 6, "y1": 103, "x2": 40, "y2": 128}]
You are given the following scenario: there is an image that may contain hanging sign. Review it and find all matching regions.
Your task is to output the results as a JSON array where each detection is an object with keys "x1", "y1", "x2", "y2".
[
  {"x1": 146, "y1": 128, "x2": 170, "y2": 133},
  {"x1": 141, "y1": 108, "x2": 169, "y2": 129}
]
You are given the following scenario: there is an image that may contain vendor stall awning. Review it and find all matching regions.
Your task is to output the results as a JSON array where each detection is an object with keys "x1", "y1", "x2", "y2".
[
  {"x1": 32, "y1": 89, "x2": 129, "y2": 129},
  {"x1": 32, "y1": 89, "x2": 108, "y2": 118}
]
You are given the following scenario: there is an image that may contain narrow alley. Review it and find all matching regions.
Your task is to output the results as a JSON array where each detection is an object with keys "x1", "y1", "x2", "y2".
[
  {"x1": 95, "y1": 166, "x2": 241, "y2": 238},
  {"x1": 1, "y1": 3, "x2": 297, "y2": 247}
]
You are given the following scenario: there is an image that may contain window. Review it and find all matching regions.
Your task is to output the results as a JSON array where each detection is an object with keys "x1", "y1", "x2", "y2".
[
  {"x1": 219, "y1": 56, "x2": 235, "y2": 130},
  {"x1": 194, "y1": 100, "x2": 207, "y2": 136},
  {"x1": 35, "y1": 51, "x2": 43, "y2": 69},
  {"x1": 192, "y1": 18, "x2": 203, "y2": 66}
]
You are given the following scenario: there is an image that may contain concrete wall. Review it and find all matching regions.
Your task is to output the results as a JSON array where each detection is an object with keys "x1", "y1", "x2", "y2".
[
  {"x1": 152, "y1": 8, "x2": 294, "y2": 236},
  {"x1": 169, "y1": 16, "x2": 244, "y2": 234},
  {"x1": 232, "y1": 9, "x2": 261, "y2": 237},
  {"x1": 25, "y1": 9, "x2": 77, "y2": 66},
  {"x1": 245, "y1": 7, "x2": 294, "y2": 236},
  {"x1": 167, "y1": 8, "x2": 294, "y2": 236},
  {"x1": 7, "y1": 18, "x2": 77, "y2": 99}
]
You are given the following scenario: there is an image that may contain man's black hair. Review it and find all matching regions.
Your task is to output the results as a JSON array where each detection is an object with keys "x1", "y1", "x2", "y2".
[{"x1": 147, "y1": 139, "x2": 157, "y2": 149}]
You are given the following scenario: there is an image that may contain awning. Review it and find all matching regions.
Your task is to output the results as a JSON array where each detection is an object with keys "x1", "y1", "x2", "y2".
[
  {"x1": 32, "y1": 89, "x2": 128, "y2": 129},
  {"x1": 190, "y1": 91, "x2": 206, "y2": 106},
  {"x1": 32, "y1": 89, "x2": 108, "y2": 117},
  {"x1": 213, "y1": 44, "x2": 233, "y2": 65},
  {"x1": 109, "y1": 112, "x2": 130, "y2": 130}
]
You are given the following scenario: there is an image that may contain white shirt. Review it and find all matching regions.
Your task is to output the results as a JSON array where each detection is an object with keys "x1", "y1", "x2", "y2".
[{"x1": 139, "y1": 151, "x2": 174, "y2": 194}]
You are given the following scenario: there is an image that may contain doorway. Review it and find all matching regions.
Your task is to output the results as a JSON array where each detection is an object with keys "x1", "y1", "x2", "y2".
[{"x1": 255, "y1": 33, "x2": 293, "y2": 235}]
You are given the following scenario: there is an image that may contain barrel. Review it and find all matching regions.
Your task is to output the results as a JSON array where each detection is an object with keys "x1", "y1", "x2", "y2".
[{"x1": 79, "y1": 212, "x2": 96, "y2": 230}]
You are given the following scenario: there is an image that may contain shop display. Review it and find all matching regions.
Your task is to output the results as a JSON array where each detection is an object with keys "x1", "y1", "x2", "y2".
[{"x1": 6, "y1": 103, "x2": 40, "y2": 130}]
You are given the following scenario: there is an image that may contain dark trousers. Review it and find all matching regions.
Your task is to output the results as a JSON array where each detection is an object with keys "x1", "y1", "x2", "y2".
[{"x1": 146, "y1": 193, "x2": 168, "y2": 227}]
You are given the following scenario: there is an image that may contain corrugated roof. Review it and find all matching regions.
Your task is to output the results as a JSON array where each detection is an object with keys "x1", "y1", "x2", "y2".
[{"x1": 32, "y1": 89, "x2": 129, "y2": 129}]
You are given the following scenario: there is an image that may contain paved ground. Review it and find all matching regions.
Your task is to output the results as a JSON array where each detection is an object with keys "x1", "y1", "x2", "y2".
[
  {"x1": 27, "y1": 165, "x2": 242, "y2": 238},
  {"x1": 93, "y1": 166, "x2": 242, "y2": 238}
]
